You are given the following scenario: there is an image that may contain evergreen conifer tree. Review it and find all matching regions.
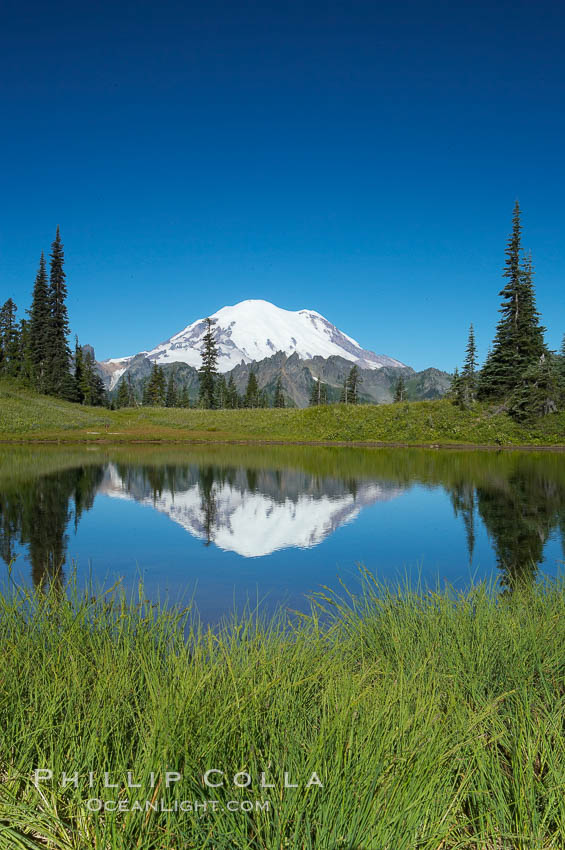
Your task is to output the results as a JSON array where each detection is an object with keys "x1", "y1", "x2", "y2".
[
  {"x1": 166, "y1": 371, "x2": 178, "y2": 407},
  {"x1": 454, "y1": 324, "x2": 478, "y2": 408},
  {"x1": 74, "y1": 337, "x2": 85, "y2": 403},
  {"x1": 146, "y1": 363, "x2": 166, "y2": 405},
  {"x1": 309, "y1": 377, "x2": 320, "y2": 406},
  {"x1": 449, "y1": 367, "x2": 462, "y2": 403},
  {"x1": 274, "y1": 374, "x2": 285, "y2": 408},
  {"x1": 28, "y1": 253, "x2": 50, "y2": 391},
  {"x1": 77, "y1": 347, "x2": 104, "y2": 406},
  {"x1": 46, "y1": 227, "x2": 72, "y2": 396},
  {"x1": 462, "y1": 324, "x2": 477, "y2": 392},
  {"x1": 126, "y1": 373, "x2": 136, "y2": 406},
  {"x1": 346, "y1": 365, "x2": 361, "y2": 404},
  {"x1": 244, "y1": 371, "x2": 260, "y2": 408},
  {"x1": 18, "y1": 318, "x2": 32, "y2": 380},
  {"x1": 393, "y1": 374, "x2": 406, "y2": 403},
  {"x1": 558, "y1": 334, "x2": 565, "y2": 405},
  {"x1": 215, "y1": 375, "x2": 228, "y2": 409},
  {"x1": 198, "y1": 318, "x2": 219, "y2": 408},
  {"x1": 309, "y1": 376, "x2": 327, "y2": 406},
  {"x1": 509, "y1": 354, "x2": 560, "y2": 421},
  {"x1": 478, "y1": 204, "x2": 547, "y2": 399},
  {"x1": 0, "y1": 299, "x2": 20, "y2": 377},
  {"x1": 226, "y1": 374, "x2": 239, "y2": 408},
  {"x1": 116, "y1": 377, "x2": 130, "y2": 408},
  {"x1": 180, "y1": 385, "x2": 191, "y2": 408}
]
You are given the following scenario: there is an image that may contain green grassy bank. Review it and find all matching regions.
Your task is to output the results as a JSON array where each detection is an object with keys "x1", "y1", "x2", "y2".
[
  {"x1": 1, "y1": 379, "x2": 565, "y2": 446},
  {"x1": 0, "y1": 574, "x2": 564, "y2": 849}
]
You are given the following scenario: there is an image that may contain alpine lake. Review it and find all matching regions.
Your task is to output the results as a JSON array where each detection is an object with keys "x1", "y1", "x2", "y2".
[{"x1": 1, "y1": 443, "x2": 564, "y2": 622}]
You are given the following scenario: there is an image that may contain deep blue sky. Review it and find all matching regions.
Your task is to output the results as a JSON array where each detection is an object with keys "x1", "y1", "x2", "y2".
[{"x1": 1, "y1": 0, "x2": 563, "y2": 371}]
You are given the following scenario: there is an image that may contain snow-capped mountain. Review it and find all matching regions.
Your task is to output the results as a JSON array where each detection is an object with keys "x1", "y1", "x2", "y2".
[{"x1": 102, "y1": 299, "x2": 405, "y2": 386}]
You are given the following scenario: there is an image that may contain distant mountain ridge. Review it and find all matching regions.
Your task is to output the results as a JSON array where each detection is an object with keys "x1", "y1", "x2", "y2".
[{"x1": 97, "y1": 299, "x2": 451, "y2": 405}]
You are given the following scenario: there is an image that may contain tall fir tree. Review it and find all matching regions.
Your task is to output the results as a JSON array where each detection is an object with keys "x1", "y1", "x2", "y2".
[
  {"x1": 28, "y1": 252, "x2": 50, "y2": 391},
  {"x1": 393, "y1": 374, "x2": 406, "y2": 403},
  {"x1": 456, "y1": 323, "x2": 478, "y2": 407},
  {"x1": 273, "y1": 374, "x2": 285, "y2": 408},
  {"x1": 0, "y1": 299, "x2": 20, "y2": 377},
  {"x1": 346, "y1": 365, "x2": 361, "y2": 404},
  {"x1": 146, "y1": 363, "x2": 166, "y2": 405},
  {"x1": 198, "y1": 318, "x2": 219, "y2": 408},
  {"x1": 226, "y1": 374, "x2": 239, "y2": 408},
  {"x1": 74, "y1": 337, "x2": 85, "y2": 402},
  {"x1": 559, "y1": 334, "x2": 565, "y2": 404},
  {"x1": 215, "y1": 374, "x2": 228, "y2": 408},
  {"x1": 244, "y1": 370, "x2": 260, "y2": 408},
  {"x1": 165, "y1": 371, "x2": 178, "y2": 407},
  {"x1": 180, "y1": 385, "x2": 191, "y2": 408},
  {"x1": 126, "y1": 373, "x2": 136, "y2": 406},
  {"x1": 18, "y1": 318, "x2": 32, "y2": 380},
  {"x1": 309, "y1": 376, "x2": 327, "y2": 406},
  {"x1": 46, "y1": 227, "x2": 72, "y2": 396},
  {"x1": 116, "y1": 377, "x2": 131, "y2": 408},
  {"x1": 509, "y1": 353, "x2": 560, "y2": 421},
  {"x1": 478, "y1": 203, "x2": 547, "y2": 400}
]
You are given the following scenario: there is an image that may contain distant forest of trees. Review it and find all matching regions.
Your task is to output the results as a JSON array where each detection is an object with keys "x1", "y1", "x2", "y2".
[{"x1": 1, "y1": 204, "x2": 564, "y2": 417}]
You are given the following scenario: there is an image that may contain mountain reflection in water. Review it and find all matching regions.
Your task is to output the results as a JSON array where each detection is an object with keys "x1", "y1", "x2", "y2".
[
  {"x1": 100, "y1": 464, "x2": 404, "y2": 557},
  {"x1": 1, "y1": 446, "x2": 564, "y2": 604}
]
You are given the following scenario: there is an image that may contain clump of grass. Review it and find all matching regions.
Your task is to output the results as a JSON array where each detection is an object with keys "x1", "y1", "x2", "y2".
[{"x1": 0, "y1": 570, "x2": 564, "y2": 848}]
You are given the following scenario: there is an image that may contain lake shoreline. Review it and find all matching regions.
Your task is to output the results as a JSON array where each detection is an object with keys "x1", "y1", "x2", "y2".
[{"x1": 2, "y1": 435, "x2": 565, "y2": 451}]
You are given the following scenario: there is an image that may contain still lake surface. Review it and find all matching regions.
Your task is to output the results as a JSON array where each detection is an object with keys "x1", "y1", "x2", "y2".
[{"x1": 1, "y1": 444, "x2": 564, "y2": 622}]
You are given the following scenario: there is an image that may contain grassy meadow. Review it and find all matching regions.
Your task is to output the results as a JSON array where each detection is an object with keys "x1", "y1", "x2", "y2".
[
  {"x1": 1, "y1": 379, "x2": 565, "y2": 446},
  {"x1": 0, "y1": 572, "x2": 564, "y2": 849}
]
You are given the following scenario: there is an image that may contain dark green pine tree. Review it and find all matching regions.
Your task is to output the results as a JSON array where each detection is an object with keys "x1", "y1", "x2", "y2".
[
  {"x1": 116, "y1": 376, "x2": 131, "y2": 408},
  {"x1": 309, "y1": 377, "x2": 320, "y2": 406},
  {"x1": 165, "y1": 371, "x2": 178, "y2": 407},
  {"x1": 310, "y1": 376, "x2": 327, "y2": 406},
  {"x1": 449, "y1": 367, "x2": 463, "y2": 405},
  {"x1": 0, "y1": 299, "x2": 20, "y2": 377},
  {"x1": 509, "y1": 353, "x2": 561, "y2": 421},
  {"x1": 339, "y1": 377, "x2": 348, "y2": 404},
  {"x1": 18, "y1": 318, "x2": 32, "y2": 380},
  {"x1": 78, "y1": 348, "x2": 104, "y2": 406},
  {"x1": 517, "y1": 251, "x2": 547, "y2": 364},
  {"x1": 273, "y1": 374, "x2": 285, "y2": 408},
  {"x1": 454, "y1": 324, "x2": 478, "y2": 408},
  {"x1": 46, "y1": 227, "x2": 72, "y2": 397},
  {"x1": 146, "y1": 363, "x2": 166, "y2": 406},
  {"x1": 226, "y1": 374, "x2": 239, "y2": 408},
  {"x1": 462, "y1": 324, "x2": 477, "y2": 395},
  {"x1": 126, "y1": 373, "x2": 136, "y2": 406},
  {"x1": 346, "y1": 365, "x2": 361, "y2": 404},
  {"x1": 74, "y1": 337, "x2": 85, "y2": 402},
  {"x1": 180, "y1": 385, "x2": 191, "y2": 408},
  {"x1": 214, "y1": 374, "x2": 228, "y2": 408},
  {"x1": 393, "y1": 374, "x2": 406, "y2": 403},
  {"x1": 244, "y1": 370, "x2": 260, "y2": 408},
  {"x1": 198, "y1": 318, "x2": 219, "y2": 408},
  {"x1": 28, "y1": 253, "x2": 50, "y2": 391},
  {"x1": 559, "y1": 334, "x2": 565, "y2": 404},
  {"x1": 478, "y1": 203, "x2": 547, "y2": 400}
]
